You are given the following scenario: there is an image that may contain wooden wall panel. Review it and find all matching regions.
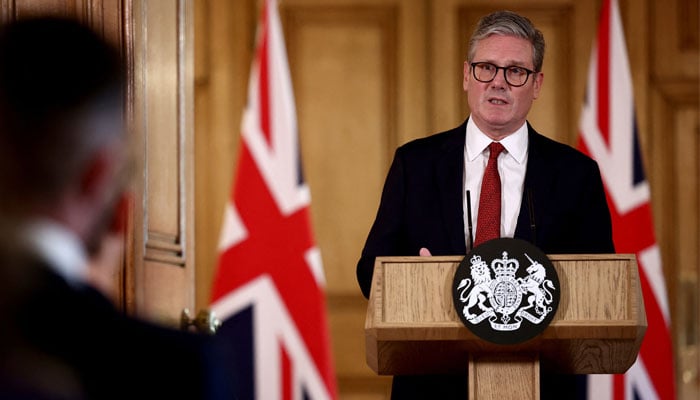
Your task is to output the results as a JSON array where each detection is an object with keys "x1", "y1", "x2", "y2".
[
  {"x1": 144, "y1": 4, "x2": 179, "y2": 237},
  {"x1": 284, "y1": 5, "x2": 398, "y2": 295},
  {"x1": 129, "y1": 0, "x2": 195, "y2": 325},
  {"x1": 652, "y1": 0, "x2": 699, "y2": 79},
  {"x1": 194, "y1": 0, "x2": 255, "y2": 310},
  {"x1": 651, "y1": 82, "x2": 700, "y2": 399}
]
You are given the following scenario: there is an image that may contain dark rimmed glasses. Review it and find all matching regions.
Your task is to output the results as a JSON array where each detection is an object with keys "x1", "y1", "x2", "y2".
[{"x1": 470, "y1": 62, "x2": 536, "y2": 87}]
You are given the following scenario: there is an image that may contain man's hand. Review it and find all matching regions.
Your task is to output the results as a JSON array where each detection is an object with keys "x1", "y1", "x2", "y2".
[{"x1": 419, "y1": 247, "x2": 432, "y2": 257}]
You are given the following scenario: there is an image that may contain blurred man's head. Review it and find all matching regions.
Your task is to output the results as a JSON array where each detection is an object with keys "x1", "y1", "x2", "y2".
[{"x1": 0, "y1": 17, "x2": 128, "y2": 253}]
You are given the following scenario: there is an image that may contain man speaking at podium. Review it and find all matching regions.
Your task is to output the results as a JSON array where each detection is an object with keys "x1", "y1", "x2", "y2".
[{"x1": 357, "y1": 10, "x2": 614, "y2": 400}]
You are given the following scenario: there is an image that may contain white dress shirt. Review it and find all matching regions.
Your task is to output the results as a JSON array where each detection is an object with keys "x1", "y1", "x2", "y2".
[
  {"x1": 463, "y1": 118, "x2": 529, "y2": 250},
  {"x1": 20, "y1": 219, "x2": 88, "y2": 287}
]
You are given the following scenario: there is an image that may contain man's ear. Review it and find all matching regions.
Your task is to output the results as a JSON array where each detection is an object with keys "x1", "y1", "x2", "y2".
[
  {"x1": 79, "y1": 149, "x2": 114, "y2": 199},
  {"x1": 532, "y1": 71, "x2": 544, "y2": 99},
  {"x1": 109, "y1": 191, "x2": 130, "y2": 234},
  {"x1": 463, "y1": 61, "x2": 471, "y2": 92},
  {"x1": 78, "y1": 146, "x2": 128, "y2": 235}
]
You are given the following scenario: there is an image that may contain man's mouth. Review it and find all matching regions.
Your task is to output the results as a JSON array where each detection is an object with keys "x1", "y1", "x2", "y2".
[{"x1": 488, "y1": 98, "x2": 508, "y2": 105}]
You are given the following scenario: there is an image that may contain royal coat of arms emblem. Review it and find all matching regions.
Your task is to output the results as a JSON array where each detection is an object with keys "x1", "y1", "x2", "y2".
[{"x1": 452, "y1": 238, "x2": 560, "y2": 344}]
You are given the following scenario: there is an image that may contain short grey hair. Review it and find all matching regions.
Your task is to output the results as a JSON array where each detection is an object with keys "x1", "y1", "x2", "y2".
[{"x1": 467, "y1": 11, "x2": 545, "y2": 72}]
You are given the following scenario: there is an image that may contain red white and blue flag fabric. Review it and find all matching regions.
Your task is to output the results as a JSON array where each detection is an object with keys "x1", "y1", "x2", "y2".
[
  {"x1": 578, "y1": 0, "x2": 676, "y2": 399},
  {"x1": 210, "y1": 0, "x2": 337, "y2": 398}
]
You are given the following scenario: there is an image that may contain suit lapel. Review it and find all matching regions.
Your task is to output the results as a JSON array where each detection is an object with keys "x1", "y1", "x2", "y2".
[
  {"x1": 515, "y1": 125, "x2": 553, "y2": 246},
  {"x1": 436, "y1": 122, "x2": 468, "y2": 254}
]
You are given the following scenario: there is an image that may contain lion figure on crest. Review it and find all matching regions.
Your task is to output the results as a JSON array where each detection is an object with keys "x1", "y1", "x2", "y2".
[
  {"x1": 517, "y1": 259, "x2": 554, "y2": 316},
  {"x1": 457, "y1": 257, "x2": 493, "y2": 319}
]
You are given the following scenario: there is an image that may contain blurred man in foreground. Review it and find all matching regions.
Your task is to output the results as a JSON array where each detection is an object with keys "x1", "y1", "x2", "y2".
[{"x1": 0, "y1": 17, "x2": 233, "y2": 399}]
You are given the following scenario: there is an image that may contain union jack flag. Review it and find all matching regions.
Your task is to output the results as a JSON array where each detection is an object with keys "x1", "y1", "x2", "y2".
[
  {"x1": 578, "y1": 0, "x2": 676, "y2": 398},
  {"x1": 210, "y1": 0, "x2": 337, "y2": 398}
]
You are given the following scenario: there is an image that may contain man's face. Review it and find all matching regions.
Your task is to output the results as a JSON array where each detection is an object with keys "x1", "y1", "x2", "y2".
[{"x1": 463, "y1": 34, "x2": 543, "y2": 140}]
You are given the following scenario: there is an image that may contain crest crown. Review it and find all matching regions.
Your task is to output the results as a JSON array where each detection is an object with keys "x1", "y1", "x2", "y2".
[
  {"x1": 491, "y1": 251, "x2": 519, "y2": 278},
  {"x1": 470, "y1": 254, "x2": 487, "y2": 269}
]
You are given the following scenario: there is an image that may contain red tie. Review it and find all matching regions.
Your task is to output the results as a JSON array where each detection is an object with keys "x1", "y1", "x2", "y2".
[{"x1": 474, "y1": 142, "x2": 505, "y2": 246}]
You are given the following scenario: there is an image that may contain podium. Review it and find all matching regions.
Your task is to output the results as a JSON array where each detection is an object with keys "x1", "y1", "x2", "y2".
[{"x1": 364, "y1": 254, "x2": 646, "y2": 399}]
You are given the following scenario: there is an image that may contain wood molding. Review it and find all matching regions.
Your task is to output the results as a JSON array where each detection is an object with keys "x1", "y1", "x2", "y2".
[
  {"x1": 654, "y1": 80, "x2": 700, "y2": 104},
  {"x1": 336, "y1": 376, "x2": 392, "y2": 397},
  {"x1": 145, "y1": 232, "x2": 186, "y2": 266},
  {"x1": 139, "y1": 0, "x2": 191, "y2": 269},
  {"x1": 652, "y1": 0, "x2": 699, "y2": 79}
]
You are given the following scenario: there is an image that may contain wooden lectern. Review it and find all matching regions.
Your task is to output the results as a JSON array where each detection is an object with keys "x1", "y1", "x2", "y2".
[{"x1": 364, "y1": 254, "x2": 646, "y2": 400}]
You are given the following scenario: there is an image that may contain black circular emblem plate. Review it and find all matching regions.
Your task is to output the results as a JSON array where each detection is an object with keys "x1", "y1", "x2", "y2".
[{"x1": 452, "y1": 238, "x2": 560, "y2": 345}]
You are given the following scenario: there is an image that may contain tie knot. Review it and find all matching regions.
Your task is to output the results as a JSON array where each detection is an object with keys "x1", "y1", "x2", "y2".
[{"x1": 488, "y1": 142, "x2": 505, "y2": 159}]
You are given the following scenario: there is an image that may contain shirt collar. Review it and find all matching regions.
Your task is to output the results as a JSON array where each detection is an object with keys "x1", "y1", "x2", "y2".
[
  {"x1": 20, "y1": 219, "x2": 88, "y2": 286},
  {"x1": 465, "y1": 118, "x2": 529, "y2": 163}
]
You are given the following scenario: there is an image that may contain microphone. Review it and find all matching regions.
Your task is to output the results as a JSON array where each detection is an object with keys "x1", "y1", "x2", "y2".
[
  {"x1": 466, "y1": 190, "x2": 474, "y2": 250},
  {"x1": 527, "y1": 188, "x2": 537, "y2": 247}
]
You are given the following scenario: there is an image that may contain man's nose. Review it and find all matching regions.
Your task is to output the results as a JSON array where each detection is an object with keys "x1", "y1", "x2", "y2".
[{"x1": 490, "y1": 70, "x2": 508, "y2": 88}]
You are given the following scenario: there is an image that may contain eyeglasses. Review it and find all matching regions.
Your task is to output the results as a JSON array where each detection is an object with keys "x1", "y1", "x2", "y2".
[{"x1": 470, "y1": 62, "x2": 536, "y2": 87}]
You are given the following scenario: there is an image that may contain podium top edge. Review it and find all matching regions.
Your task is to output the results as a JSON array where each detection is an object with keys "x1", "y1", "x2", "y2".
[{"x1": 375, "y1": 254, "x2": 635, "y2": 263}]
